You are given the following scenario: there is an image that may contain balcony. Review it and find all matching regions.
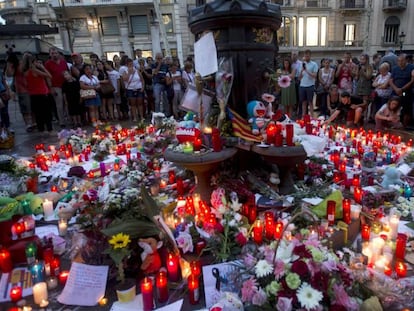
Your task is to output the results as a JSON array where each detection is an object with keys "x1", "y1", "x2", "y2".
[
  {"x1": 0, "y1": 0, "x2": 33, "y2": 19},
  {"x1": 339, "y1": 0, "x2": 365, "y2": 9},
  {"x1": 49, "y1": 0, "x2": 158, "y2": 8},
  {"x1": 265, "y1": 0, "x2": 328, "y2": 8},
  {"x1": 327, "y1": 40, "x2": 364, "y2": 48},
  {"x1": 383, "y1": 0, "x2": 407, "y2": 12}
]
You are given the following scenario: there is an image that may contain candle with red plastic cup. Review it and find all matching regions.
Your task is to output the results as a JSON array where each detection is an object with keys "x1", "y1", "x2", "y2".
[
  {"x1": 395, "y1": 233, "x2": 407, "y2": 260},
  {"x1": 264, "y1": 212, "x2": 274, "y2": 240},
  {"x1": 50, "y1": 256, "x2": 60, "y2": 277},
  {"x1": 0, "y1": 248, "x2": 13, "y2": 273},
  {"x1": 193, "y1": 137, "x2": 202, "y2": 151},
  {"x1": 141, "y1": 277, "x2": 154, "y2": 310},
  {"x1": 342, "y1": 198, "x2": 351, "y2": 224},
  {"x1": 327, "y1": 200, "x2": 336, "y2": 226},
  {"x1": 274, "y1": 133, "x2": 283, "y2": 147},
  {"x1": 188, "y1": 274, "x2": 200, "y2": 305},
  {"x1": 59, "y1": 270, "x2": 69, "y2": 285},
  {"x1": 248, "y1": 204, "x2": 257, "y2": 224},
  {"x1": 252, "y1": 220, "x2": 263, "y2": 244},
  {"x1": 190, "y1": 260, "x2": 201, "y2": 278},
  {"x1": 339, "y1": 162, "x2": 346, "y2": 174},
  {"x1": 12, "y1": 222, "x2": 25, "y2": 237},
  {"x1": 361, "y1": 224, "x2": 370, "y2": 241},
  {"x1": 168, "y1": 170, "x2": 176, "y2": 184},
  {"x1": 384, "y1": 264, "x2": 392, "y2": 276},
  {"x1": 274, "y1": 220, "x2": 284, "y2": 239},
  {"x1": 50, "y1": 185, "x2": 58, "y2": 193},
  {"x1": 285, "y1": 124, "x2": 294, "y2": 146},
  {"x1": 9, "y1": 286, "x2": 22, "y2": 303},
  {"x1": 266, "y1": 123, "x2": 277, "y2": 145},
  {"x1": 156, "y1": 270, "x2": 168, "y2": 303},
  {"x1": 395, "y1": 261, "x2": 407, "y2": 278},
  {"x1": 354, "y1": 186, "x2": 363, "y2": 204},
  {"x1": 87, "y1": 171, "x2": 94, "y2": 178},
  {"x1": 176, "y1": 177, "x2": 184, "y2": 196},
  {"x1": 212, "y1": 128, "x2": 222, "y2": 152},
  {"x1": 167, "y1": 253, "x2": 180, "y2": 282}
]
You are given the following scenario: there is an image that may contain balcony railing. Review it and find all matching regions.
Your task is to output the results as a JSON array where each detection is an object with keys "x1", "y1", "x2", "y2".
[
  {"x1": 339, "y1": 0, "x2": 365, "y2": 9},
  {"x1": 0, "y1": 0, "x2": 30, "y2": 10},
  {"x1": 49, "y1": 0, "x2": 157, "y2": 7},
  {"x1": 383, "y1": 0, "x2": 407, "y2": 10},
  {"x1": 328, "y1": 40, "x2": 364, "y2": 48},
  {"x1": 265, "y1": 0, "x2": 328, "y2": 8}
]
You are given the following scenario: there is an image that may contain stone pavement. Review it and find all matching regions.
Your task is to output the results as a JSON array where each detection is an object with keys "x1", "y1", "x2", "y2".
[{"x1": 2, "y1": 99, "x2": 414, "y2": 158}]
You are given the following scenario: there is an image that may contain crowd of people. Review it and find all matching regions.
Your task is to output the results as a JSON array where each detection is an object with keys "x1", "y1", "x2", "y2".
[
  {"x1": 1, "y1": 46, "x2": 414, "y2": 136},
  {"x1": 278, "y1": 49, "x2": 414, "y2": 132},
  {"x1": 0, "y1": 48, "x2": 196, "y2": 135}
]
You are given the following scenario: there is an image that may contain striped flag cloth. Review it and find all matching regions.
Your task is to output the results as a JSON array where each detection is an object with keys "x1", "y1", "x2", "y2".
[{"x1": 226, "y1": 107, "x2": 263, "y2": 142}]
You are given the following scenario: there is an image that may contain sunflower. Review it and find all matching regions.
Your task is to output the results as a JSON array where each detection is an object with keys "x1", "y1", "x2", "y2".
[{"x1": 109, "y1": 233, "x2": 131, "y2": 249}]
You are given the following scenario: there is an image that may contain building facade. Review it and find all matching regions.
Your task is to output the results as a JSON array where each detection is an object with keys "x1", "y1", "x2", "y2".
[{"x1": 0, "y1": 0, "x2": 412, "y2": 63}]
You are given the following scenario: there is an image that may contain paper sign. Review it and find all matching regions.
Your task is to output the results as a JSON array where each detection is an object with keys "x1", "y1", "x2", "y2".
[
  {"x1": 194, "y1": 32, "x2": 218, "y2": 77},
  {"x1": 58, "y1": 262, "x2": 108, "y2": 306},
  {"x1": 0, "y1": 267, "x2": 33, "y2": 302}
]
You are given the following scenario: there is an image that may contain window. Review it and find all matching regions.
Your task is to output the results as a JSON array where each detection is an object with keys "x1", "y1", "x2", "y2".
[
  {"x1": 306, "y1": 0, "x2": 318, "y2": 7},
  {"x1": 306, "y1": 17, "x2": 318, "y2": 46},
  {"x1": 384, "y1": 16, "x2": 400, "y2": 44},
  {"x1": 72, "y1": 18, "x2": 90, "y2": 37},
  {"x1": 298, "y1": 16, "x2": 326, "y2": 47},
  {"x1": 100, "y1": 16, "x2": 119, "y2": 36},
  {"x1": 277, "y1": 16, "x2": 294, "y2": 47},
  {"x1": 162, "y1": 14, "x2": 173, "y2": 33},
  {"x1": 344, "y1": 24, "x2": 355, "y2": 45},
  {"x1": 130, "y1": 15, "x2": 149, "y2": 34}
]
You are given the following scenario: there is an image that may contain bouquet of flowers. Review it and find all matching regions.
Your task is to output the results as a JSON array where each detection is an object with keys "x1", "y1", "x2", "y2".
[{"x1": 239, "y1": 234, "x2": 360, "y2": 310}]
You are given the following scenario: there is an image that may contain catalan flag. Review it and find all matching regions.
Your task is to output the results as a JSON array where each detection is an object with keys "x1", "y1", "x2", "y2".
[{"x1": 227, "y1": 107, "x2": 263, "y2": 142}]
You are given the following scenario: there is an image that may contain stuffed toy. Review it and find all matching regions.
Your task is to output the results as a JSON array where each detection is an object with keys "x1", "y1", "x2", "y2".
[
  {"x1": 247, "y1": 100, "x2": 269, "y2": 135},
  {"x1": 138, "y1": 237, "x2": 163, "y2": 275},
  {"x1": 179, "y1": 112, "x2": 198, "y2": 129},
  {"x1": 381, "y1": 166, "x2": 402, "y2": 189}
]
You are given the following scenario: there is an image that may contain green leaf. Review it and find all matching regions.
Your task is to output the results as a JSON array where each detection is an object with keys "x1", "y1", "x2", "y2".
[
  {"x1": 141, "y1": 185, "x2": 161, "y2": 218},
  {"x1": 405, "y1": 222, "x2": 414, "y2": 230},
  {"x1": 101, "y1": 219, "x2": 159, "y2": 239}
]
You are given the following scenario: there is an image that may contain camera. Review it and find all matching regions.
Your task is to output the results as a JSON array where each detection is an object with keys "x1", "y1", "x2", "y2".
[{"x1": 302, "y1": 63, "x2": 306, "y2": 69}]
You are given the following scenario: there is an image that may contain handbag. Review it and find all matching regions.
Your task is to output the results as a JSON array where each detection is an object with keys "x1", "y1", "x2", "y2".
[
  {"x1": 0, "y1": 91, "x2": 10, "y2": 102},
  {"x1": 80, "y1": 89, "x2": 97, "y2": 100},
  {"x1": 100, "y1": 83, "x2": 115, "y2": 95},
  {"x1": 315, "y1": 84, "x2": 325, "y2": 95}
]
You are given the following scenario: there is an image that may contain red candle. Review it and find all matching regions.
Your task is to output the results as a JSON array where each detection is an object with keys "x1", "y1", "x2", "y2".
[
  {"x1": 193, "y1": 137, "x2": 202, "y2": 151},
  {"x1": 327, "y1": 200, "x2": 336, "y2": 226},
  {"x1": 188, "y1": 274, "x2": 200, "y2": 305},
  {"x1": 266, "y1": 123, "x2": 277, "y2": 144},
  {"x1": 9, "y1": 286, "x2": 22, "y2": 303},
  {"x1": 59, "y1": 270, "x2": 69, "y2": 285},
  {"x1": 87, "y1": 171, "x2": 95, "y2": 179},
  {"x1": 342, "y1": 198, "x2": 351, "y2": 224},
  {"x1": 195, "y1": 239, "x2": 206, "y2": 255},
  {"x1": 395, "y1": 233, "x2": 407, "y2": 260},
  {"x1": 141, "y1": 277, "x2": 154, "y2": 311},
  {"x1": 167, "y1": 253, "x2": 180, "y2": 282},
  {"x1": 190, "y1": 260, "x2": 201, "y2": 278},
  {"x1": 395, "y1": 261, "x2": 407, "y2": 278},
  {"x1": 168, "y1": 170, "x2": 176, "y2": 184},
  {"x1": 212, "y1": 128, "x2": 222, "y2": 152},
  {"x1": 264, "y1": 213, "x2": 274, "y2": 240},
  {"x1": 0, "y1": 248, "x2": 13, "y2": 273},
  {"x1": 361, "y1": 224, "x2": 370, "y2": 241},
  {"x1": 354, "y1": 186, "x2": 362, "y2": 204},
  {"x1": 12, "y1": 222, "x2": 25, "y2": 236},
  {"x1": 252, "y1": 220, "x2": 263, "y2": 244},
  {"x1": 113, "y1": 162, "x2": 120, "y2": 171},
  {"x1": 248, "y1": 204, "x2": 257, "y2": 224},
  {"x1": 339, "y1": 162, "x2": 346, "y2": 173},
  {"x1": 51, "y1": 256, "x2": 61, "y2": 277},
  {"x1": 274, "y1": 133, "x2": 283, "y2": 147},
  {"x1": 176, "y1": 177, "x2": 184, "y2": 196},
  {"x1": 156, "y1": 271, "x2": 168, "y2": 303},
  {"x1": 51, "y1": 185, "x2": 58, "y2": 192},
  {"x1": 285, "y1": 124, "x2": 294, "y2": 146},
  {"x1": 274, "y1": 220, "x2": 284, "y2": 239},
  {"x1": 384, "y1": 264, "x2": 392, "y2": 276}
]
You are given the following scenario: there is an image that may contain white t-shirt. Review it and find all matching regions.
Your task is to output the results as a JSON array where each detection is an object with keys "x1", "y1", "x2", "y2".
[
  {"x1": 79, "y1": 74, "x2": 99, "y2": 87},
  {"x1": 107, "y1": 70, "x2": 121, "y2": 93},
  {"x1": 170, "y1": 71, "x2": 182, "y2": 91}
]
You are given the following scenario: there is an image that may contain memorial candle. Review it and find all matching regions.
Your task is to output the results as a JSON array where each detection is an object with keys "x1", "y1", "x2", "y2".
[
  {"x1": 361, "y1": 224, "x2": 370, "y2": 241},
  {"x1": 274, "y1": 221, "x2": 284, "y2": 239},
  {"x1": 58, "y1": 218, "x2": 68, "y2": 237},
  {"x1": 389, "y1": 213, "x2": 400, "y2": 240},
  {"x1": 32, "y1": 282, "x2": 48, "y2": 306},
  {"x1": 42, "y1": 199, "x2": 54, "y2": 219},
  {"x1": 167, "y1": 253, "x2": 180, "y2": 282},
  {"x1": 25, "y1": 242, "x2": 37, "y2": 265},
  {"x1": 188, "y1": 274, "x2": 200, "y2": 305},
  {"x1": 395, "y1": 261, "x2": 407, "y2": 278},
  {"x1": 59, "y1": 270, "x2": 69, "y2": 285},
  {"x1": 354, "y1": 186, "x2": 362, "y2": 204},
  {"x1": 252, "y1": 220, "x2": 263, "y2": 244},
  {"x1": 327, "y1": 200, "x2": 336, "y2": 226},
  {"x1": 265, "y1": 212, "x2": 275, "y2": 240},
  {"x1": 9, "y1": 286, "x2": 22, "y2": 303},
  {"x1": 156, "y1": 271, "x2": 168, "y2": 303},
  {"x1": 395, "y1": 233, "x2": 407, "y2": 260},
  {"x1": 285, "y1": 124, "x2": 294, "y2": 146},
  {"x1": 0, "y1": 248, "x2": 13, "y2": 273},
  {"x1": 140, "y1": 277, "x2": 154, "y2": 311},
  {"x1": 190, "y1": 260, "x2": 201, "y2": 278},
  {"x1": 342, "y1": 198, "x2": 351, "y2": 224},
  {"x1": 193, "y1": 137, "x2": 202, "y2": 151}
]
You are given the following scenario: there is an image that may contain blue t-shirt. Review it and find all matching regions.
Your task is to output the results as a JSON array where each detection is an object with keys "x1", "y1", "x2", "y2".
[
  {"x1": 299, "y1": 60, "x2": 318, "y2": 87},
  {"x1": 0, "y1": 71, "x2": 6, "y2": 93},
  {"x1": 391, "y1": 63, "x2": 414, "y2": 89}
]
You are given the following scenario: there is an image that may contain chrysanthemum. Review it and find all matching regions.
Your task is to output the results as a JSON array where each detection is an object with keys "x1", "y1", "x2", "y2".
[
  {"x1": 255, "y1": 259, "x2": 274, "y2": 278},
  {"x1": 109, "y1": 233, "x2": 131, "y2": 249},
  {"x1": 296, "y1": 282, "x2": 323, "y2": 310}
]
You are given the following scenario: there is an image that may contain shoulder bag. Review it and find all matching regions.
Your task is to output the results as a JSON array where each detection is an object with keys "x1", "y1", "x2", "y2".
[{"x1": 80, "y1": 89, "x2": 97, "y2": 100}]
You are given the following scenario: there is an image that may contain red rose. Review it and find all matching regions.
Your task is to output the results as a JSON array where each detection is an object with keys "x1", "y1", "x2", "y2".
[
  {"x1": 291, "y1": 259, "x2": 309, "y2": 277},
  {"x1": 329, "y1": 304, "x2": 347, "y2": 311},
  {"x1": 214, "y1": 222, "x2": 224, "y2": 233},
  {"x1": 293, "y1": 244, "x2": 312, "y2": 258},
  {"x1": 235, "y1": 232, "x2": 247, "y2": 246}
]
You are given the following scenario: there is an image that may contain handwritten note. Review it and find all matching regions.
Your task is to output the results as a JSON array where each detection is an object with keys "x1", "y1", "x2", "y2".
[
  {"x1": 58, "y1": 262, "x2": 108, "y2": 306},
  {"x1": 194, "y1": 32, "x2": 218, "y2": 77}
]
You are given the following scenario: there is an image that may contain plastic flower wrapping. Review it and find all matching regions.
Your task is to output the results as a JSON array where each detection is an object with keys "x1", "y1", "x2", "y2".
[{"x1": 238, "y1": 234, "x2": 360, "y2": 311}]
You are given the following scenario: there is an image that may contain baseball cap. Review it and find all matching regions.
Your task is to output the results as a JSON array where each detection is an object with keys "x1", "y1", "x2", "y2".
[
  {"x1": 341, "y1": 91, "x2": 351, "y2": 97},
  {"x1": 71, "y1": 52, "x2": 80, "y2": 57}
]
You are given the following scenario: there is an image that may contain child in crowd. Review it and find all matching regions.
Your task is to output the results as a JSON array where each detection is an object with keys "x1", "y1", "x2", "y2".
[
  {"x1": 375, "y1": 96, "x2": 403, "y2": 131},
  {"x1": 62, "y1": 70, "x2": 82, "y2": 128}
]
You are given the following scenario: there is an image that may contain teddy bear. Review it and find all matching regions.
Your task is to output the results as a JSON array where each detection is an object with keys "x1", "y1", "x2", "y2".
[
  {"x1": 138, "y1": 237, "x2": 163, "y2": 275},
  {"x1": 380, "y1": 166, "x2": 402, "y2": 189},
  {"x1": 247, "y1": 100, "x2": 270, "y2": 135}
]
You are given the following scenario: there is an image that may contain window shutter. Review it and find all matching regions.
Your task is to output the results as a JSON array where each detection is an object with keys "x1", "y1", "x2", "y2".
[
  {"x1": 130, "y1": 15, "x2": 149, "y2": 34},
  {"x1": 100, "y1": 16, "x2": 119, "y2": 36}
]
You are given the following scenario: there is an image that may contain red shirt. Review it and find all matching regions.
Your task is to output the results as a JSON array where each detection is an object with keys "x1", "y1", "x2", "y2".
[
  {"x1": 26, "y1": 70, "x2": 49, "y2": 95},
  {"x1": 44, "y1": 59, "x2": 68, "y2": 87}
]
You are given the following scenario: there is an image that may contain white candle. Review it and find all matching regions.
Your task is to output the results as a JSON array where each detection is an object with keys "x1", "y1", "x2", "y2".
[
  {"x1": 33, "y1": 282, "x2": 48, "y2": 305},
  {"x1": 58, "y1": 218, "x2": 68, "y2": 236},
  {"x1": 374, "y1": 256, "x2": 386, "y2": 273},
  {"x1": 350, "y1": 205, "x2": 361, "y2": 220},
  {"x1": 389, "y1": 214, "x2": 400, "y2": 240},
  {"x1": 68, "y1": 157, "x2": 74, "y2": 166},
  {"x1": 43, "y1": 199, "x2": 54, "y2": 219},
  {"x1": 46, "y1": 276, "x2": 58, "y2": 290}
]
